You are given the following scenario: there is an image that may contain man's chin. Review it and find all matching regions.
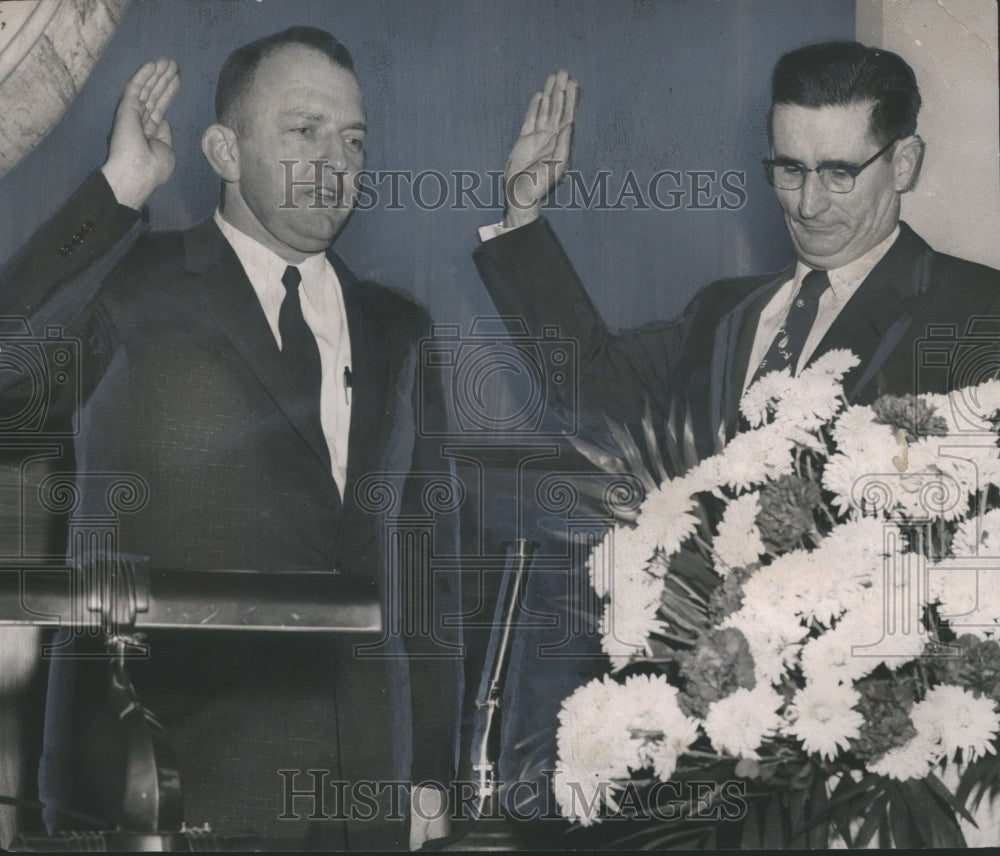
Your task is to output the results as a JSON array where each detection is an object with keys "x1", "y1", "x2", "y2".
[{"x1": 789, "y1": 230, "x2": 849, "y2": 267}]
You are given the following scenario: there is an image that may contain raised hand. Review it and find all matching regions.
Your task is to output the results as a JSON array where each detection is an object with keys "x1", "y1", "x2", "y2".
[
  {"x1": 101, "y1": 57, "x2": 180, "y2": 209},
  {"x1": 503, "y1": 70, "x2": 578, "y2": 229}
]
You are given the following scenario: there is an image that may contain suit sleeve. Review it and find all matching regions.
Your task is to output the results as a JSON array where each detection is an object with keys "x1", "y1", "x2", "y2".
[
  {"x1": 0, "y1": 171, "x2": 146, "y2": 418},
  {"x1": 473, "y1": 218, "x2": 689, "y2": 427},
  {"x1": 0, "y1": 171, "x2": 144, "y2": 319}
]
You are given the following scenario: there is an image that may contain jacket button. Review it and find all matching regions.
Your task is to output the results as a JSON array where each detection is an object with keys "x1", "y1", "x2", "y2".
[
  {"x1": 80, "y1": 221, "x2": 94, "y2": 234},
  {"x1": 59, "y1": 244, "x2": 73, "y2": 257},
  {"x1": 71, "y1": 233, "x2": 84, "y2": 245}
]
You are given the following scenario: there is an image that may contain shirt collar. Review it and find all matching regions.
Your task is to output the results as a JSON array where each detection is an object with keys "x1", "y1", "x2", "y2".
[{"x1": 213, "y1": 209, "x2": 328, "y2": 284}]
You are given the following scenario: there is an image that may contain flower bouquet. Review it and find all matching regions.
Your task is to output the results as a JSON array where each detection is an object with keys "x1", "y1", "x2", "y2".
[{"x1": 553, "y1": 350, "x2": 1000, "y2": 848}]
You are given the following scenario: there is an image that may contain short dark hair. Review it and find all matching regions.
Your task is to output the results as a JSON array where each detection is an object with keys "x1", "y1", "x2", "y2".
[
  {"x1": 215, "y1": 26, "x2": 355, "y2": 130},
  {"x1": 768, "y1": 41, "x2": 921, "y2": 146}
]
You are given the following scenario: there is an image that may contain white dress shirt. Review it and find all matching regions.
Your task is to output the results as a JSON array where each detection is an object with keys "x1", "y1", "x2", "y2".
[
  {"x1": 214, "y1": 211, "x2": 352, "y2": 494},
  {"x1": 743, "y1": 225, "x2": 900, "y2": 393}
]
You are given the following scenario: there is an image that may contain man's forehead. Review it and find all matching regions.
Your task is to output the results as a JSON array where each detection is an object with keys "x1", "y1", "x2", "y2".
[
  {"x1": 770, "y1": 101, "x2": 877, "y2": 156},
  {"x1": 249, "y1": 44, "x2": 363, "y2": 101}
]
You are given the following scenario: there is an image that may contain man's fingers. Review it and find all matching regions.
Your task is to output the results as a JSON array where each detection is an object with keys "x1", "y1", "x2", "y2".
[
  {"x1": 121, "y1": 60, "x2": 158, "y2": 105},
  {"x1": 520, "y1": 92, "x2": 543, "y2": 135},
  {"x1": 562, "y1": 77, "x2": 579, "y2": 126},
  {"x1": 145, "y1": 70, "x2": 180, "y2": 134},
  {"x1": 153, "y1": 119, "x2": 173, "y2": 148},
  {"x1": 553, "y1": 122, "x2": 573, "y2": 172},
  {"x1": 137, "y1": 57, "x2": 169, "y2": 105},
  {"x1": 538, "y1": 73, "x2": 556, "y2": 128},
  {"x1": 145, "y1": 59, "x2": 179, "y2": 114}
]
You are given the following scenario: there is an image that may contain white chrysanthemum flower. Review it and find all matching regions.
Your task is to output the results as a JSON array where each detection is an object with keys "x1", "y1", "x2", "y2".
[
  {"x1": 823, "y1": 422, "x2": 908, "y2": 517},
  {"x1": 801, "y1": 348, "x2": 860, "y2": 382},
  {"x1": 724, "y1": 604, "x2": 809, "y2": 684},
  {"x1": 930, "y1": 379, "x2": 1000, "y2": 435},
  {"x1": 556, "y1": 676, "x2": 636, "y2": 776},
  {"x1": 964, "y1": 444, "x2": 1000, "y2": 493},
  {"x1": 910, "y1": 684, "x2": 1000, "y2": 763},
  {"x1": 741, "y1": 368, "x2": 795, "y2": 428},
  {"x1": 703, "y1": 685, "x2": 783, "y2": 760},
  {"x1": 951, "y1": 508, "x2": 1000, "y2": 557},
  {"x1": 830, "y1": 404, "x2": 880, "y2": 456},
  {"x1": 587, "y1": 529, "x2": 614, "y2": 599},
  {"x1": 620, "y1": 673, "x2": 701, "y2": 779},
  {"x1": 895, "y1": 440, "x2": 972, "y2": 522},
  {"x1": 638, "y1": 488, "x2": 701, "y2": 559},
  {"x1": 937, "y1": 513, "x2": 1000, "y2": 638},
  {"x1": 599, "y1": 551, "x2": 666, "y2": 671},
  {"x1": 866, "y1": 733, "x2": 939, "y2": 781},
  {"x1": 713, "y1": 492, "x2": 765, "y2": 574},
  {"x1": 716, "y1": 422, "x2": 796, "y2": 492},
  {"x1": 831, "y1": 593, "x2": 930, "y2": 675},
  {"x1": 551, "y1": 766, "x2": 619, "y2": 826},
  {"x1": 799, "y1": 625, "x2": 872, "y2": 686},
  {"x1": 775, "y1": 373, "x2": 845, "y2": 429},
  {"x1": 784, "y1": 681, "x2": 863, "y2": 761}
]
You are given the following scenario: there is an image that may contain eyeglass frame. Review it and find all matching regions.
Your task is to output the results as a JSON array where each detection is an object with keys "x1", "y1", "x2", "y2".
[{"x1": 761, "y1": 137, "x2": 899, "y2": 194}]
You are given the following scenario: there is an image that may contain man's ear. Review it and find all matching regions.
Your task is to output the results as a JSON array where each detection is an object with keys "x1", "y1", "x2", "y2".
[
  {"x1": 892, "y1": 135, "x2": 924, "y2": 193},
  {"x1": 201, "y1": 124, "x2": 240, "y2": 182}
]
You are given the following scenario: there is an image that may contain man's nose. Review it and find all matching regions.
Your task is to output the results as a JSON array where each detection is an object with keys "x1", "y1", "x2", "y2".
[
  {"x1": 323, "y1": 136, "x2": 348, "y2": 173},
  {"x1": 797, "y1": 170, "x2": 830, "y2": 219}
]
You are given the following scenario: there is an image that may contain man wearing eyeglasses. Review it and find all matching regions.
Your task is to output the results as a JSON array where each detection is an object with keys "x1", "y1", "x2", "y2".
[{"x1": 474, "y1": 41, "x2": 1000, "y2": 462}]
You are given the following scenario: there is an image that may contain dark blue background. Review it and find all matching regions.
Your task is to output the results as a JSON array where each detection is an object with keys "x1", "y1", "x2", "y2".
[{"x1": 0, "y1": 0, "x2": 853, "y2": 328}]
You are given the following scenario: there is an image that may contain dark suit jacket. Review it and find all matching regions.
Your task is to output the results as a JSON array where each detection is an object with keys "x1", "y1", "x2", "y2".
[
  {"x1": 474, "y1": 218, "x2": 1000, "y2": 463},
  {"x1": 1, "y1": 173, "x2": 460, "y2": 849}
]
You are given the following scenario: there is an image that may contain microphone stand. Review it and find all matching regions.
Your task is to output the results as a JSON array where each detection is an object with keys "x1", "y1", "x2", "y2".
[
  {"x1": 2, "y1": 561, "x2": 380, "y2": 852},
  {"x1": 422, "y1": 539, "x2": 536, "y2": 851}
]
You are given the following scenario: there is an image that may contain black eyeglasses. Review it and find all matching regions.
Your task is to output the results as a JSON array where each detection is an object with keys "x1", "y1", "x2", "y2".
[{"x1": 762, "y1": 138, "x2": 898, "y2": 194}]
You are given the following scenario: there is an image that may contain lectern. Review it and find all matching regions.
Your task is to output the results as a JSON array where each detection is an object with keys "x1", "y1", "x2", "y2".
[{"x1": 1, "y1": 561, "x2": 380, "y2": 851}]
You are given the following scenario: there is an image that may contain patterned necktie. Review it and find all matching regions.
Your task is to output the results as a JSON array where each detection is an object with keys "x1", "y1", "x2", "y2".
[
  {"x1": 279, "y1": 265, "x2": 327, "y2": 464},
  {"x1": 750, "y1": 269, "x2": 831, "y2": 385}
]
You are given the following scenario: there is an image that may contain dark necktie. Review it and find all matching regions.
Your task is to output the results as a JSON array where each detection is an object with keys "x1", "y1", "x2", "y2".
[
  {"x1": 279, "y1": 265, "x2": 328, "y2": 465},
  {"x1": 750, "y1": 269, "x2": 830, "y2": 385}
]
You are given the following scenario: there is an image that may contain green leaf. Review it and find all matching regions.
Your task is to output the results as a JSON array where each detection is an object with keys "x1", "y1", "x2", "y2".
[
  {"x1": 640, "y1": 398, "x2": 669, "y2": 485},
  {"x1": 806, "y1": 766, "x2": 830, "y2": 848},
  {"x1": 566, "y1": 432, "x2": 628, "y2": 475},
  {"x1": 903, "y1": 779, "x2": 967, "y2": 848},
  {"x1": 762, "y1": 791, "x2": 786, "y2": 849},
  {"x1": 926, "y1": 770, "x2": 978, "y2": 825},
  {"x1": 605, "y1": 417, "x2": 657, "y2": 492},
  {"x1": 956, "y1": 753, "x2": 1000, "y2": 812},
  {"x1": 853, "y1": 789, "x2": 890, "y2": 849},
  {"x1": 886, "y1": 783, "x2": 917, "y2": 848}
]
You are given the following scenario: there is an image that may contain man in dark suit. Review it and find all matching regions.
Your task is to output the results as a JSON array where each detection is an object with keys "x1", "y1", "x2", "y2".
[
  {"x1": 1, "y1": 29, "x2": 458, "y2": 850},
  {"x1": 474, "y1": 42, "x2": 1000, "y2": 461}
]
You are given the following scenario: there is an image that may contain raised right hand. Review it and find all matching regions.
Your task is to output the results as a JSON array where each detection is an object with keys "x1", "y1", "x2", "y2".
[
  {"x1": 502, "y1": 70, "x2": 578, "y2": 229},
  {"x1": 101, "y1": 57, "x2": 180, "y2": 209}
]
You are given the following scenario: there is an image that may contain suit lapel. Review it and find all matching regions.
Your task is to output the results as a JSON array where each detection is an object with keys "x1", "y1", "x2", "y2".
[
  {"x1": 714, "y1": 265, "x2": 795, "y2": 444},
  {"x1": 184, "y1": 218, "x2": 337, "y2": 479},
  {"x1": 808, "y1": 223, "x2": 933, "y2": 401}
]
